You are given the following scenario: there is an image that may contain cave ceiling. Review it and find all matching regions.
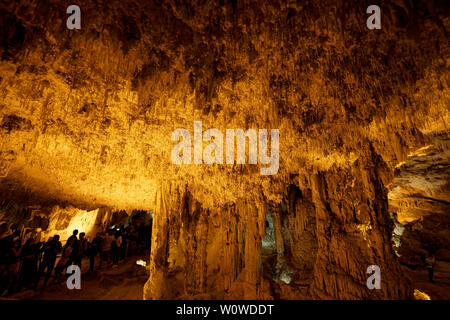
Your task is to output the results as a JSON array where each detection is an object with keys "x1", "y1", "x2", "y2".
[{"x1": 0, "y1": 0, "x2": 449, "y2": 211}]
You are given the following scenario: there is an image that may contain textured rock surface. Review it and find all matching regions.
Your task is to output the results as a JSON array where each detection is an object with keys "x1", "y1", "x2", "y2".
[
  {"x1": 389, "y1": 134, "x2": 449, "y2": 224},
  {"x1": 389, "y1": 134, "x2": 450, "y2": 266},
  {"x1": 0, "y1": 0, "x2": 449, "y2": 299},
  {"x1": 0, "y1": 200, "x2": 115, "y2": 242}
]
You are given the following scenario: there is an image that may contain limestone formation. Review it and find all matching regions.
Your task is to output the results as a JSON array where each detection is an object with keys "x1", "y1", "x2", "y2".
[{"x1": 0, "y1": 0, "x2": 449, "y2": 299}]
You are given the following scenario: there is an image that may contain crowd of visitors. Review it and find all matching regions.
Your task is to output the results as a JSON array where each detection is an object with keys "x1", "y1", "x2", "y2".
[{"x1": 0, "y1": 222, "x2": 152, "y2": 296}]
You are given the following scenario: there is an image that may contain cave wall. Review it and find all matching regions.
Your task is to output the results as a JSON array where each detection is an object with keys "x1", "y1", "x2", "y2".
[
  {"x1": 144, "y1": 143, "x2": 412, "y2": 299},
  {"x1": 0, "y1": 200, "x2": 113, "y2": 242}
]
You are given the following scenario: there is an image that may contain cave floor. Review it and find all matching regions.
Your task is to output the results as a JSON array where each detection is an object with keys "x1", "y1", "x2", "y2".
[{"x1": 8, "y1": 254, "x2": 150, "y2": 300}]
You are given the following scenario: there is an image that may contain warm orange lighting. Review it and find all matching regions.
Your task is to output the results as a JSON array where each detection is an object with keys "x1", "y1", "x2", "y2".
[
  {"x1": 414, "y1": 289, "x2": 431, "y2": 300},
  {"x1": 42, "y1": 206, "x2": 99, "y2": 242},
  {"x1": 136, "y1": 260, "x2": 147, "y2": 267}
]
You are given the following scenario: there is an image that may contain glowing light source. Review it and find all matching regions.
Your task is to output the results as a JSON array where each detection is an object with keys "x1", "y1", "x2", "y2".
[
  {"x1": 43, "y1": 206, "x2": 99, "y2": 242},
  {"x1": 136, "y1": 259, "x2": 147, "y2": 267}
]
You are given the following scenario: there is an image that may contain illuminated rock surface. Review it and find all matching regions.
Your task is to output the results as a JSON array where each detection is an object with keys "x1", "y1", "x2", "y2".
[{"x1": 0, "y1": 0, "x2": 449, "y2": 299}]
